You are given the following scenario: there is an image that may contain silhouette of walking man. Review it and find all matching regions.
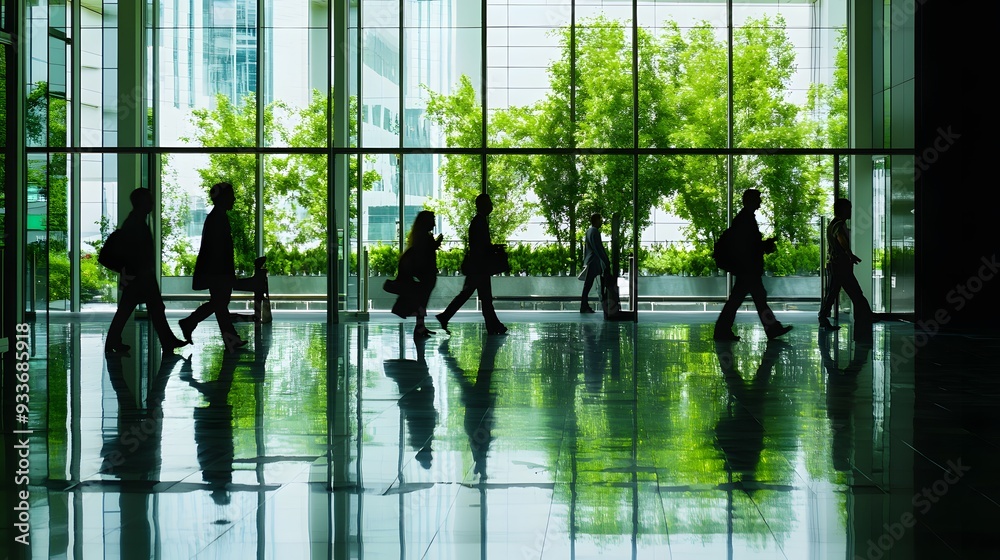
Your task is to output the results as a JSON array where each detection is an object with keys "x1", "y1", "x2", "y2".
[
  {"x1": 105, "y1": 188, "x2": 188, "y2": 354},
  {"x1": 391, "y1": 210, "x2": 443, "y2": 338},
  {"x1": 436, "y1": 193, "x2": 507, "y2": 335},
  {"x1": 714, "y1": 189, "x2": 793, "y2": 341},
  {"x1": 580, "y1": 213, "x2": 611, "y2": 313},
  {"x1": 179, "y1": 182, "x2": 265, "y2": 352},
  {"x1": 818, "y1": 198, "x2": 874, "y2": 334}
]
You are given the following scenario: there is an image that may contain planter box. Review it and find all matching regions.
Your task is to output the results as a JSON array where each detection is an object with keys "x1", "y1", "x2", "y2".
[{"x1": 159, "y1": 274, "x2": 821, "y2": 312}]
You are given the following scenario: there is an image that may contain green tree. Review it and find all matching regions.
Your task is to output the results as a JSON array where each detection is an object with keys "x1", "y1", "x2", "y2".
[
  {"x1": 285, "y1": 89, "x2": 380, "y2": 247},
  {"x1": 423, "y1": 75, "x2": 532, "y2": 245},
  {"x1": 806, "y1": 29, "x2": 848, "y2": 187},
  {"x1": 525, "y1": 18, "x2": 676, "y2": 258},
  {"x1": 661, "y1": 16, "x2": 823, "y2": 247},
  {"x1": 165, "y1": 90, "x2": 379, "y2": 274}
]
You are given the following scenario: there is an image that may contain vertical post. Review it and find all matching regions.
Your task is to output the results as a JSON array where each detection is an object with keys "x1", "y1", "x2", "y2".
[
  {"x1": 3, "y1": 0, "x2": 26, "y2": 355},
  {"x1": 117, "y1": 0, "x2": 144, "y2": 339},
  {"x1": 331, "y1": 0, "x2": 349, "y2": 323},
  {"x1": 256, "y1": 0, "x2": 266, "y2": 260},
  {"x1": 70, "y1": 1, "x2": 81, "y2": 311},
  {"x1": 725, "y1": 0, "x2": 734, "y2": 302},
  {"x1": 362, "y1": 248, "x2": 369, "y2": 313}
]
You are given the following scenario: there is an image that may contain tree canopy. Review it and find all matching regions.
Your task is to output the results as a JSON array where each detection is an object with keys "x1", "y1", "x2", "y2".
[{"x1": 424, "y1": 15, "x2": 842, "y2": 254}]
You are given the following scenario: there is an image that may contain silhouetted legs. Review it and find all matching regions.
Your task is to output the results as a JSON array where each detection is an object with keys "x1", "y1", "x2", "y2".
[
  {"x1": 580, "y1": 266, "x2": 601, "y2": 312},
  {"x1": 437, "y1": 273, "x2": 504, "y2": 333},
  {"x1": 819, "y1": 261, "x2": 873, "y2": 326},
  {"x1": 180, "y1": 273, "x2": 265, "y2": 349},
  {"x1": 715, "y1": 273, "x2": 785, "y2": 339},
  {"x1": 106, "y1": 272, "x2": 185, "y2": 352}
]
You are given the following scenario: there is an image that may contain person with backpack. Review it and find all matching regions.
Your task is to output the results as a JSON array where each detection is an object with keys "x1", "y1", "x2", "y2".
[
  {"x1": 104, "y1": 188, "x2": 189, "y2": 354},
  {"x1": 713, "y1": 189, "x2": 793, "y2": 342},
  {"x1": 818, "y1": 198, "x2": 874, "y2": 333}
]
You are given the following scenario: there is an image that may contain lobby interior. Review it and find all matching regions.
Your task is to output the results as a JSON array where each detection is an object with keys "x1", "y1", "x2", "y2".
[{"x1": 2, "y1": 1, "x2": 999, "y2": 559}]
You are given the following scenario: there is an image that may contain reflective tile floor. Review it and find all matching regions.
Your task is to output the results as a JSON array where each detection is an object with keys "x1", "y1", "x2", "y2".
[{"x1": 2, "y1": 310, "x2": 999, "y2": 559}]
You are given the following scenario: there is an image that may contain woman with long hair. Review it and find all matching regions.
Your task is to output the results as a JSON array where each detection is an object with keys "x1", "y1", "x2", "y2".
[{"x1": 392, "y1": 210, "x2": 443, "y2": 337}]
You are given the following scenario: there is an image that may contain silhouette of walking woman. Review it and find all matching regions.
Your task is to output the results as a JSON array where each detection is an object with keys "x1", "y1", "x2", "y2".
[
  {"x1": 436, "y1": 193, "x2": 507, "y2": 335},
  {"x1": 390, "y1": 210, "x2": 443, "y2": 338},
  {"x1": 580, "y1": 213, "x2": 611, "y2": 313},
  {"x1": 105, "y1": 188, "x2": 188, "y2": 354}
]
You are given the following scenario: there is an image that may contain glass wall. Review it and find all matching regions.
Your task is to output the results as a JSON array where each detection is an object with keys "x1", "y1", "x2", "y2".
[{"x1": 18, "y1": 0, "x2": 915, "y2": 315}]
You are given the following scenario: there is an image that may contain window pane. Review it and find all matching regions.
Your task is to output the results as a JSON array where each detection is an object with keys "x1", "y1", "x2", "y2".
[
  {"x1": 264, "y1": 1, "x2": 329, "y2": 148},
  {"x1": 405, "y1": 1, "x2": 481, "y2": 149},
  {"x1": 157, "y1": 0, "x2": 259, "y2": 148},
  {"x1": 733, "y1": 0, "x2": 848, "y2": 149},
  {"x1": 79, "y1": 153, "x2": 119, "y2": 310},
  {"x1": 486, "y1": 1, "x2": 565, "y2": 147},
  {"x1": 638, "y1": 1, "x2": 727, "y2": 149},
  {"x1": 574, "y1": 15, "x2": 632, "y2": 149},
  {"x1": 160, "y1": 153, "x2": 257, "y2": 301},
  {"x1": 360, "y1": 0, "x2": 400, "y2": 149}
]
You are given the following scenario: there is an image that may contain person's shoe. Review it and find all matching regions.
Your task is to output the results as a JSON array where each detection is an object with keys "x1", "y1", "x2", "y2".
[
  {"x1": 223, "y1": 332, "x2": 249, "y2": 353},
  {"x1": 713, "y1": 330, "x2": 741, "y2": 342},
  {"x1": 819, "y1": 318, "x2": 841, "y2": 331},
  {"x1": 435, "y1": 313, "x2": 451, "y2": 335},
  {"x1": 178, "y1": 317, "x2": 195, "y2": 344},
  {"x1": 413, "y1": 326, "x2": 435, "y2": 338},
  {"x1": 580, "y1": 304, "x2": 596, "y2": 313},
  {"x1": 162, "y1": 337, "x2": 190, "y2": 354},
  {"x1": 767, "y1": 324, "x2": 794, "y2": 340},
  {"x1": 487, "y1": 324, "x2": 508, "y2": 336}
]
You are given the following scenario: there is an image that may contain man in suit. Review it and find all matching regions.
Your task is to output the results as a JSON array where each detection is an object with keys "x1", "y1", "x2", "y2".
[
  {"x1": 179, "y1": 182, "x2": 263, "y2": 351},
  {"x1": 436, "y1": 193, "x2": 507, "y2": 335},
  {"x1": 580, "y1": 213, "x2": 611, "y2": 313},
  {"x1": 105, "y1": 188, "x2": 188, "y2": 354},
  {"x1": 714, "y1": 189, "x2": 793, "y2": 341}
]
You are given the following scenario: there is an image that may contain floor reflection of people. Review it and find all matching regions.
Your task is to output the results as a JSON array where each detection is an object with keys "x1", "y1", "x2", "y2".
[
  {"x1": 581, "y1": 322, "x2": 615, "y2": 393},
  {"x1": 102, "y1": 352, "x2": 186, "y2": 479},
  {"x1": 713, "y1": 339, "x2": 789, "y2": 483},
  {"x1": 440, "y1": 336, "x2": 506, "y2": 480},
  {"x1": 384, "y1": 337, "x2": 438, "y2": 469},
  {"x1": 101, "y1": 352, "x2": 185, "y2": 559},
  {"x1": 180, "y1": 353, "x2": 238, "y2": 505},
  {"x1": 819, "y1": 336, "x2": 871, "y2": 471}
]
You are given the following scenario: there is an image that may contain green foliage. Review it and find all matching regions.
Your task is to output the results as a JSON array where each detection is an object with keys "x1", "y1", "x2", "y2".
[
  {"x1": 764, "y1": 241, "x2": 821, "y2": 277},
  {"x1": 45, "y1": 250, "x2": 106, "y2": 302},
  {"x1": 423, "y1": 75, "x2": 533, "y2": 244},
  {"x1": 436, "y1": 247, "x2": 465, "y2": 276},
  {"x1": 368, "y1": 243, "x2": 401, "y2": 276},
  {"x1": 265, "y1": 244, "x2": 329, "y2": 276},
  {"x1": 164, "y1": 89, "x2": 379, "y2": 275}
]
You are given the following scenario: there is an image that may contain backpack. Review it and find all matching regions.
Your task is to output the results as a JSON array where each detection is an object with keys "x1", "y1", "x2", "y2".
[
  {"x1": 712, "y1": 227, "x2": 738, "y2": 272},
  {"x1": 98, "y1": 229, "x2": 127, "y2": 272}
]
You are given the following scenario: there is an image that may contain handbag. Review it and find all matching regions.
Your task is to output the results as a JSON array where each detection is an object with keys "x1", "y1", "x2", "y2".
[
  {"x1": 383, "y1": 278, "x2": 402, "y2": 294},
  {"x1": 577, "y1": 265, "x2": 588, "y2": 281},
  {"x1": 487, "y1": 245, "x2": 511, "y2": 275}
]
